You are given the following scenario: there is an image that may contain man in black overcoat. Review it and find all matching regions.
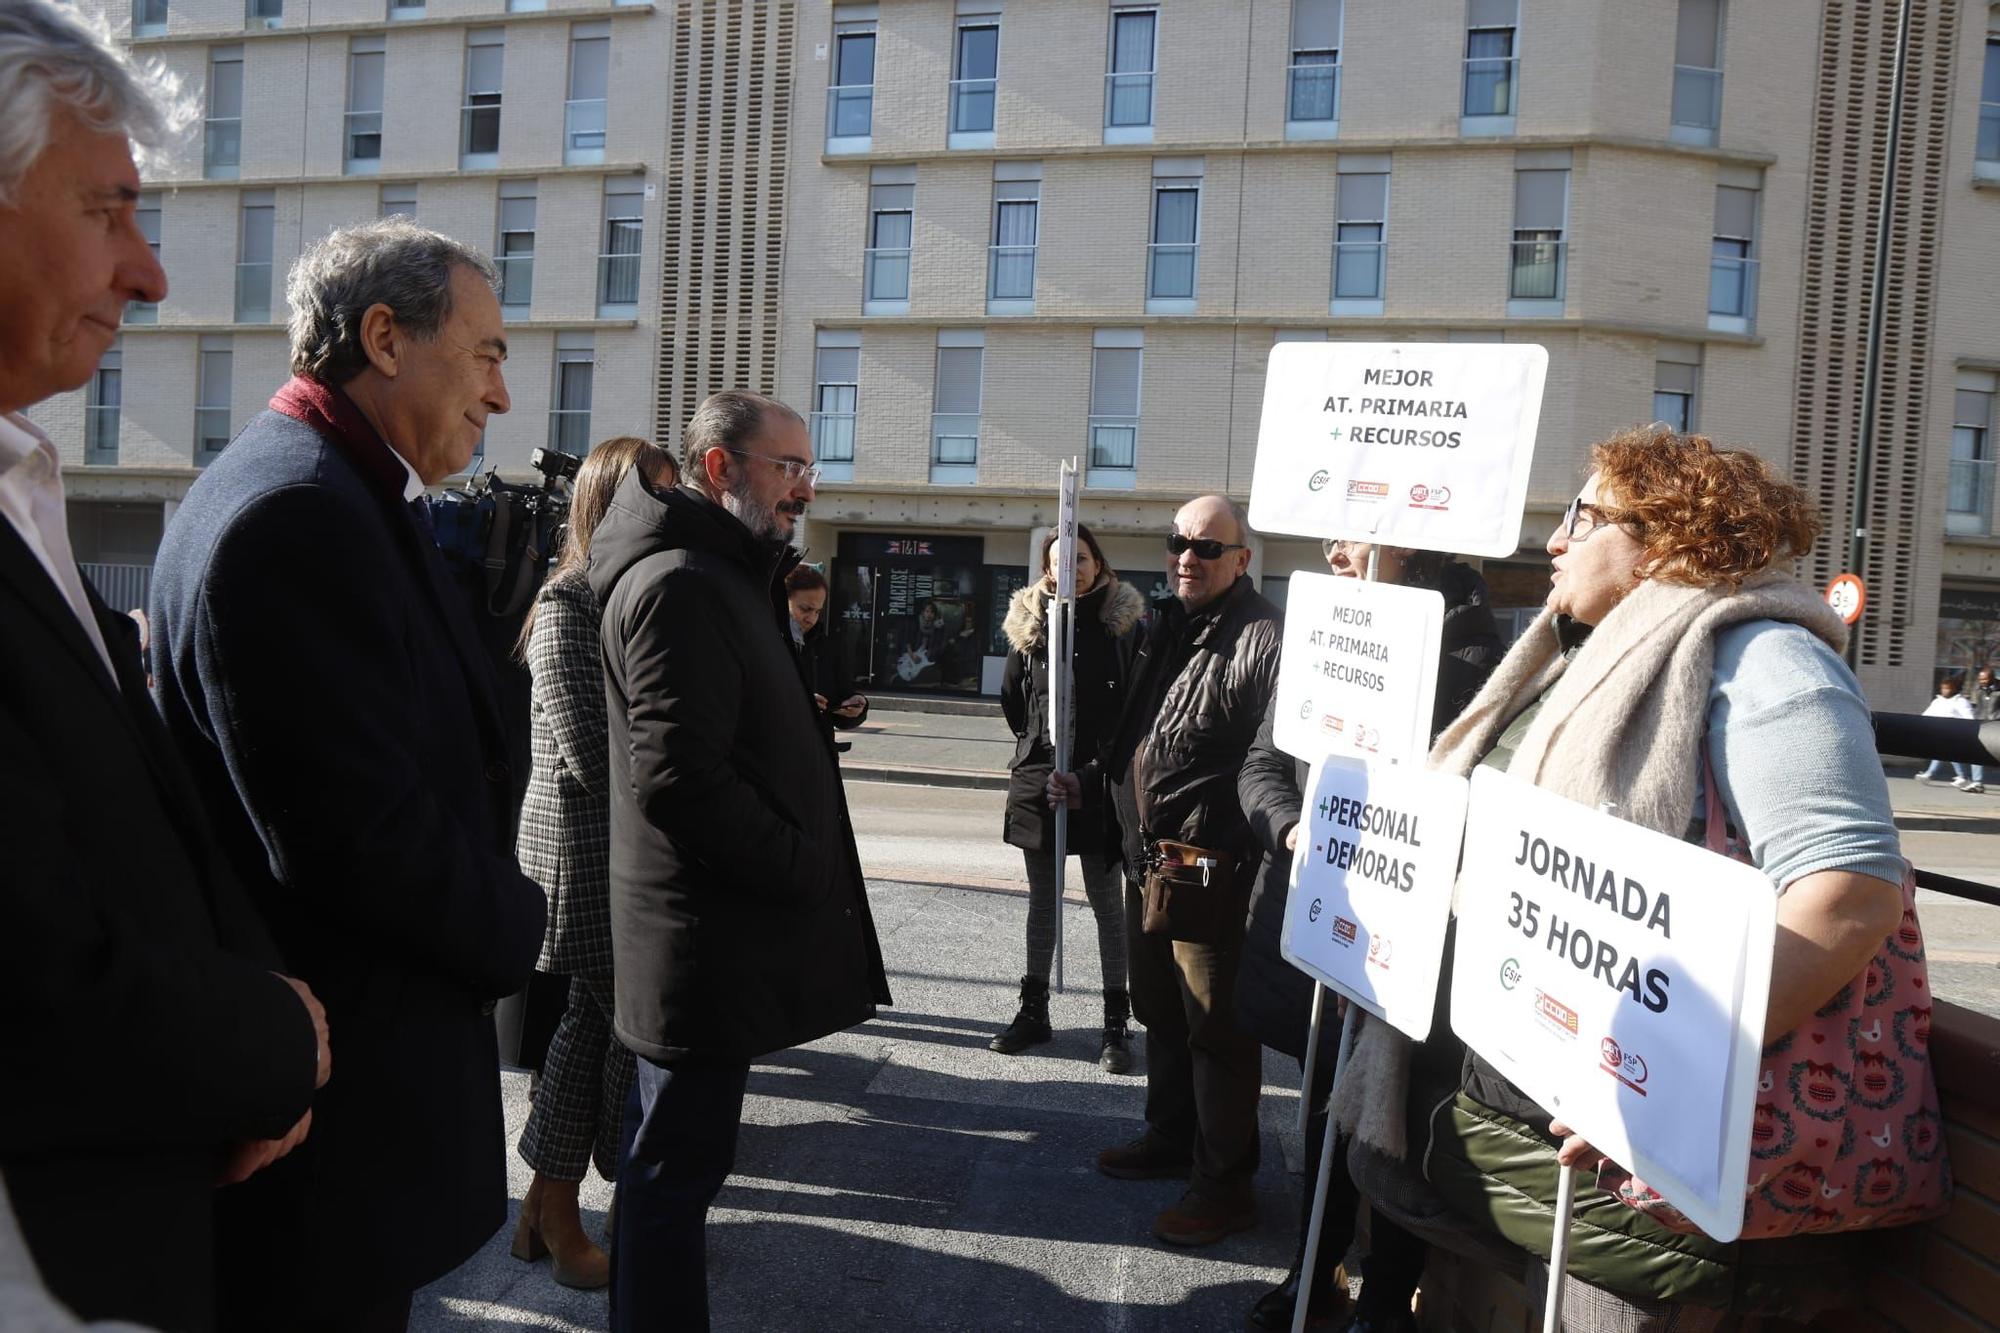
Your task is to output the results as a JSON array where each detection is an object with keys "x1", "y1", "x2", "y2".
[
  {"x1": 0, "y1": 4, "x2": 327, "y2": 1328},
  {"x1": 149, "y1": 220, "x2": 546, "y2": 1332}
]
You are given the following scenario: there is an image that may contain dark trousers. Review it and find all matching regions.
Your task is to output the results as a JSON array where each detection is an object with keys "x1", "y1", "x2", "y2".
[
  {"x1": 610, "y1": 1056, "x2": 751, "y2": 1332},
  {"x1": 1124, "y1": 875, "x2": 1263, "y2": 1202},
  {"x1": 1297, "y1": 1046, "x2": 1428, "y2": 1309}
]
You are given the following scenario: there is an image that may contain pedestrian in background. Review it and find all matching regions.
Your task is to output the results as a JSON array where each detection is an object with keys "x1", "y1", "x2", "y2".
[
  {"x1": 149, "y1": 220, "x2": 547, "y2": 1332},
  {"x1": 509, "y1": 436, "x2": 677, "y2": 1290},
  {"x1": 591, "y1": 390, "x2": 889, "y2": 1329},
  {"x1": 1916, "y1": 676, "x2": 1979, "y2": 791},
  {"x1": 785, "y1": 564, "x2": 870, "y2": 737},
  {"x1": 1967, "y1": 664, "x2": 1995, "y2": 790},
  {"x1": 1235, "y1": 540, "x2": 1502, "y2": 1332},
  {"x1": 992, "y1": 523, "x2": 1145, "y2": 1071}
]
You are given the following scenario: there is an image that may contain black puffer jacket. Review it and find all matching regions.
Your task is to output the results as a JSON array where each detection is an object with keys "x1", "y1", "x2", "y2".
[
  {"x1": 1000, "y1": 578, "x2": 1146, "y2": 855},
  {"x1": 1109, "y1": 574, "x2": 1284, "y2": 876},
  {"x1": 590, "y1": 475, "x2": 891, "y2": 1063},
  {"x1": 1235, "y1": 560, "x2": 1504, "y2": 1058}
]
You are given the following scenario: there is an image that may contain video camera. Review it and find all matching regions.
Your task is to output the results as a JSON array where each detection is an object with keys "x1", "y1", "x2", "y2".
[{"x1": 432, "y1": 445, "x2": 582, "y2": 620}]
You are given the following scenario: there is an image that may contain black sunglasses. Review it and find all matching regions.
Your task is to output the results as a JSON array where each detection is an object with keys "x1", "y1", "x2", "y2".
[{"x1": 1167, "y1": 532, "x2": 1246, "y2": 560}]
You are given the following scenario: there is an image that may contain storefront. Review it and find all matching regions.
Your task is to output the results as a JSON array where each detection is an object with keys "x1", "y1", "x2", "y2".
[
  {"x1": 1937, "y1": 585, "x2": 2000, "y2": 685},
  {"x1": 827, "y1": 532, "x2": 1027, "y2": 696}
]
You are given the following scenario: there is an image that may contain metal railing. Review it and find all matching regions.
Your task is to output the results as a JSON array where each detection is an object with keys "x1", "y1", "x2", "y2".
[
  {"x1": 497, "y1": 254, "x2": 533, "y2": 308},
  {"x1": 931, "y1": 415, "x2": 979, "y2": 466},
  {"x1": 1980, "y1": 103, "x2": 2000, "y2": 163},
  {"x1": 1708, "y1": 253, "x2": 1759, "y2": 323},
  {"x1": 234, "y1": 262, "x2": 271, "y2": 322},
  {"x1": 1105, "y1": 71, "x2": 1154, "y2": 128},
  {"x1": 344, "y1": 111, "x2": 382, "y2": 164},
  {"x1": 950, "y1": 77, "x2": 995, "y2": 134},
  {"x1": 1088, "y1": 416, "x2": 1138, "y2": 470},
  {"x1": 79, "y1": 562, "x2": 149, "y2": 613},
  {"x1": 1509, "y1": 238, "x2": 1565, "y2": 301},
  {"x1": 1949, "y1": 458, "x2": 1996, "y2": 527},
  {"x1": 205, "y1": 117, "x2": 241, "y2": 172},
  {"x1": 84, "y1": 406, "x2": 120, "y2": 460},
  {"x1": 864, "y1": 246, "x2": 910, "y2": 302},
  {"x1": 1287, "y1": 61, "x2": 1339, "y2": 123},
  {"x1": 1463, "y1": 55, "x2": 1517, "y2": 117},
  {"x1": 827, "y1": 83, "x2": 873, "y2": 138},
  {"x1": 1671, "y1": 64, "x2": 1722, "y2": 130},
  {"x1": 1871, "y1": 711, "x2": 2000, "y2": 909},
  {"x1": 811, "y1": 410, "x2": 856, "y2": 464},
  {"x1": 989, "y1": 245, "x2": 1035, "y2": 300},
  {"x1": 597, "y1": 251, "x2": 640, "y2": 306},
  {"x1": 1147, "y1": 242, "x2": 1197, "y2": 300},
  {"x1": 547, "y1": 409, "x2": 592, "y2": 454},
  {"x1": 564, "y1": 98, "x2": 606, "y2": 154},
  {"x1": 1333, "y1": 239, "x2": 1386, "y2": 300}
]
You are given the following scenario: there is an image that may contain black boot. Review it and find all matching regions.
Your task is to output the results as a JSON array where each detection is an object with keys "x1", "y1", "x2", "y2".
[
  {"x1": 1099, "y1": 988, "x2": 1135, "y2": 1074},
  {"x1": 1246, "y1": 1260, "x2": 1347, "y2": 1331},
  {"x1": 990, "y1": 976, "x2": 1053, "y2": 1054}
]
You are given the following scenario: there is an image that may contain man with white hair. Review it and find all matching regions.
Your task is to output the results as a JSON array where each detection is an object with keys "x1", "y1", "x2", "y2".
[
  {"x1": 149, "y1": 219, "x2": 546, "y2": 1330},
  {"x1": 0, "y1": 1, "x2": 328, "y2": 1328}
]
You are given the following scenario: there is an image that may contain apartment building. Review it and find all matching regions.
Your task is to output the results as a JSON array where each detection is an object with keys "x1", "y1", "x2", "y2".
[{"x1": 778, "y1": 0, "x2": 2000, "y2": 708}]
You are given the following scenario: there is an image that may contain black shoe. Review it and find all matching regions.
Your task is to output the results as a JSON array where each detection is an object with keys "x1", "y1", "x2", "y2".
[
  {"x1": 989, "y1": 976, "x2": 1053, "y2": 1054},
  {"x1": 1099, "y1": 987, "x2": 1135, "y2": 1074},
  {"x1": 1339, "y1": 1303, "x2": 1417, "y2": 1333},
  {"x1": 1246, "y1": 1262, "x2": 1348, "y2": 1330}
]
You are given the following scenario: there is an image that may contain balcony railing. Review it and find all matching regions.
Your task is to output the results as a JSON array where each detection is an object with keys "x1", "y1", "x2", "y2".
[
  {"x1": 864, "y1": 246, "x2": 910, "y2": 303},
  {"x1": 827, "y1": 83, "x2": 873, "y2": 139},
  {"x1": 950, "y1": 77, "x2": 995, "y2": 134},
  {"x1": 548, "y1": 409, "x2": 592, "y2": 454},
  {"x1": 811, "y1": 411, "x2": 856, "y2": 464},
  {"x1": 497, "y1": 254, "x2": 533, "y2": 308},
  {"x1": 461, "y1": 103, "x2": 501, "y2": 158},
  {"x1": 1287, "y1": 61, "x2": 1339, "y2": 123},
  {"x1": 1949, "y1": 458, "x2": 1995, "y2": 529},
  {"x1": 598, "y1": 251, "x2": 640, "y2": 307},
  {"x1": 1672, "y1": 64, "x2": 1722, "y2": 130},
  {"x1": 1088, "y1": 416, "x2": 1138, "y2": 470},
  {"x1": 1463, "y1": 56, "x2": 1517, "y2": 117},
  {"x1": 235, "y1": 262, "x2": 272, "y2": 322},
  {"x1": 1979, "y1": 103, "x2": 2000, "y2": 163},
  {"x1": 932, "y1": 415, "x2": 979, "y2": 466},
  {"x1": 1105, "y1": 71, "x2": 1154, "y2": 128},
  {"x1": 564, "y1": 98, "x2": 606, "y2": 155},
  {"x1": 344, "y1": 111, "x2": 382, "y2": 165},
  {"x1": 1508, "y1": 238, "x2": 1565, "y2": 301},
  {"x1": 84, "y1": 406, "x2": 120, "y2": 460},
  {"x1": 988, "y1": 245, "x2": 1036, "y2": 301},
  {"x1": 205, "y1": 117, "x2": 241, "y2": 173},
  {"x1": 1333, "y1": 240, "x2": 1386, "y2": 301},
  {"x1": 1147, "y1": 243, "x2": 1197, "y2": 300},
  {"x1": 1708, "y1": 254, "x2": 1759, "y2": 323},
  {"x1": 79, "y1": 562, "x2": 150, "y2": 613}
]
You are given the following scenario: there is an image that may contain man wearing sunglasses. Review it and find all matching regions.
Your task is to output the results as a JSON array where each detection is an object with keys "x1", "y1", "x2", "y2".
[
  {"x1": 1093, "y1": 494, "x2": 1283, "y2": 1246},
  {"x1": 589, "y1": 389, "x2": 890, "y2": 1328}
]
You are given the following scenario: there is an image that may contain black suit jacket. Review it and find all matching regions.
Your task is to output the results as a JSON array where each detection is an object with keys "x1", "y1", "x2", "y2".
[
  {"x1": 149, "y1": 408, "x2": 545, "y2": 1323},
  {"x1": 0, "y1": 519, "x2": 316, "y2": 1332}
]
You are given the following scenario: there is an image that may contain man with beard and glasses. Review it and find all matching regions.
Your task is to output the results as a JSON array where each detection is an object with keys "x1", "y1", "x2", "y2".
[{"x1": 588, "y1": 389, "x2": 890, "y2": 1330}]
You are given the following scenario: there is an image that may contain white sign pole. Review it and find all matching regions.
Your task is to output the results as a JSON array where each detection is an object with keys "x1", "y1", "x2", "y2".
[
  {"x1": 1543, "y1": 1163, "x2": 1577, "y2": 1333},
  {"x1": 1291, "y1": 1003, "x2": 1359, "y2": 1333},
  {"x1": 1047, "y1": 460, "x2": 1079, "y2": 995}
]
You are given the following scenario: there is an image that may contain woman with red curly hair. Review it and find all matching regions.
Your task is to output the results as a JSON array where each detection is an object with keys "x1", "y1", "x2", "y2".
[{"x1": 1329, "y1": 428, "x2": 1947, "y2": 1331}]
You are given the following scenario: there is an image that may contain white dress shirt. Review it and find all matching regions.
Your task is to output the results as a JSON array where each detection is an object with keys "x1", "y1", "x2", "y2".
[
  {"x1": 385, "y1": 441, "x2": 424, "y2": 502},
  {"x1": 0, "y1": 412, "x2": 117, "y2": 679}
]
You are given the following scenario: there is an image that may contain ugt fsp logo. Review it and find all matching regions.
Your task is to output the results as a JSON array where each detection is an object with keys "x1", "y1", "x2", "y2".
[
  {"x1": 1498, "y1": 958, "x2": 1522, "y2": 991},
  {"x1": 1599, "y1": 1037, "x2": 1650, "y2": 1096},
  {"x1": 1408, "y1": 484, "x2": 1452, "y2": 512},
  {"x1": 1308, "y1": 470, "x2": 1331, "y2": 492}
]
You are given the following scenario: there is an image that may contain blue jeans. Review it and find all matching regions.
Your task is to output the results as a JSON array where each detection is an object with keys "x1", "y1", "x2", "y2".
[
  {"x1": 1919, "y1": 759, "x2": 1971, "y2": 782},
  {"x1": 610, "y1": 1056, "x2": 751, "y2": 1332}
]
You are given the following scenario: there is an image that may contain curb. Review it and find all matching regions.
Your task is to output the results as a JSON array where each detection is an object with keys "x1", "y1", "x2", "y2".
[
  {"x1": 865, "y1": 693, "x2": 1006, "y2": 719},
  {"x1": 840, "y1": 761, "x2": 1011, "y2": 791}
]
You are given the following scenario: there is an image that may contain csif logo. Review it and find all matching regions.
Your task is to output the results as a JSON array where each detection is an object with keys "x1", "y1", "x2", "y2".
[
  {"x1": 1308, "y1": 470, "x2": 1331, "y2": 492},
  {"x1": 1498, "y1": 958, "x2": 1522, "y2": 991}
]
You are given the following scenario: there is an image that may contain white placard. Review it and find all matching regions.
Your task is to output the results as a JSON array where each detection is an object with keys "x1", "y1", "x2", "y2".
[
  {"x1": 1249, "y1": 342, "x2": 1548, "y2": 557},
  {"x1": 1449, "y1": 767, "x2": 1776, "y2": 1243},
  {"x1": 1281, "y1": 758, "x2": 1470, "y2": 1040},
  {"x1": 1273, "y1": 572, "x2": 1443, "y2": 764}
]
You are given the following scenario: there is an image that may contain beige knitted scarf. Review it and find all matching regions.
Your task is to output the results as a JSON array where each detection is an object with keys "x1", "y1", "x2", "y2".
[{"x1": 1329, "y1": 569, "x2": 1848, "y2": 1156}]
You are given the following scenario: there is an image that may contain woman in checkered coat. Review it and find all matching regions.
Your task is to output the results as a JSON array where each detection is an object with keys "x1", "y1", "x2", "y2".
[{"x1": 511, "y1": 436, "x2": 678, "y2": 1290}]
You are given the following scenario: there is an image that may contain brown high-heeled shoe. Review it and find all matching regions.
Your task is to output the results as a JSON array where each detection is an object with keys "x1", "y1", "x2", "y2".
[{"x1": 510, "y1": 1173, "x2": 611, "y2": 1290}]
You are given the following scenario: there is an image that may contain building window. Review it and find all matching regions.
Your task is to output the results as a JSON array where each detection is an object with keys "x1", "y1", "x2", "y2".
[
  {"x1": 205, "y1": 46, "x2": 243, "y2": 179},
  {"x1": 86, "y1": 343, "x2": 121, "y2": 465},
  {"x1": 195, "y1": 337, "x2": 233, "y2": 466},
  {"x1": 931, "y1": 332, "x2": 983, "y2": 484},
  {"x1": 1976, "y1": 36, "x2": 1999, "y2": 176},
  {"x1": 1463, "y1": 0, "x2": 1518, "y2": 133},
  {"x1": 1332, "y1": 163, "x2": 1388, "y2": 314},
  {"x1": 1105, "y1": 7, "x2": 1156, "y2": 143},
  {"x1": 134, "y1": 0, "x2": 168, "y2": 37},
  {"x1": 345, "y1": 36, "x2": 384, "y2": 173},
  {"x1": 127, "y1": 192, "x2": 161, "y2": 325},
  {"x1": 380, "y1": 183, "x2": 417, "y2": 219},
  {"x1": 235, "y1": 190, "x2": 274, "y2": 323},
  {"x1": 1287, "y1": 0, "x2": 1342, "y2": 138},
  {"x1": 1949, "y1": 374, "x2": 1996, "y2": 534},
  {"x1": 565, "y1": 23, "x2": 609, "y2": 166},
  {"x1": 1708, "y1": 183, "x2": 1758, "y2": 333},
  {"x1": 1087, "y1": 330, "x2": 1143, "y2": 489},
  {"x1": 827, "y1": 17, "x2": 875, "y2": 152},
  {"x1": 1653, "y1": 348, "x2": 1700, "y2": 432},
  {"x1": 461, "y1": 29, "x2": 504, "y2": 169},
  {"x1": 1508, "y1": 165, "x2": 1567, "y2": 313},
  {"x1": 811, "y1": 332, "x2": 860, "y2": 480},
  {"x1": 599, "y1": 175, "x2": 644, "y2": 316},
  {"x1": 549, "y1": 336, "x2": 595, "y2": 455},
  {"x1": 949, "y1": 16, "x2": 999, "y2": 148},
  {"x1": 864, "y1": 173, "x2": 914, "y2": 315},
  {"x1": 246, "y1": 0, "x2": 281, "y2": 27},
  {"x1": 389, "y1": 0, "x2": 424, "y2": 19},
  {"x1": 1146, "y1": 165, "x2": 1200, "y2": 311},
  {"x1": 988, "y1": 169, "x2": 1039, "y2": 314},
  {"x1": 497, "y1": 180, "x2": 535, "y2": 314},
  {"x1": 1670, "y1": 0, "x2": 1724, "y2": 145}
]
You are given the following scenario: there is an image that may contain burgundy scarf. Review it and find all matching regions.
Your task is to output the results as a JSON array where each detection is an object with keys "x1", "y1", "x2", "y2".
[{"x1": 269, "y1": 376, "x2": 409, "y2": 506}]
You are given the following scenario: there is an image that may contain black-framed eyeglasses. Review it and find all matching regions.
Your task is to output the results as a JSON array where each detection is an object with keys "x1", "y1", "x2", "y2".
[
  {"x1": 1559, "y1": 496, "x2": 1617, "y2": 543},
  {"x1": 721, "y1": 447, "x2": 821, "y2": 487},
  {"x1": 1168, "y1": 532, "x2": 1246, "y2": 560}
]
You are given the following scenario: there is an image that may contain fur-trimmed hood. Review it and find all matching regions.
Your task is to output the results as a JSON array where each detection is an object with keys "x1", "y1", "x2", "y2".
[{"x1": 1001, "y1": 578, "x2": 1145, "y2": 654}]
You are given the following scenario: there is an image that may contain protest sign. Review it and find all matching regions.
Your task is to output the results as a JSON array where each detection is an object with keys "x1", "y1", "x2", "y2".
[
  {"x1": 1449, "y1": 767, "x2": 1776, "y2": 1242},
  {"x1": 1273, "y1": 572, "x2": 1443, "y2": 763},
  {"x1": 1249, "y1": 342, "x2": 1547, "y2": 557},
  {"x1": 1281, "y1": 757, "x2": 1470, "y2": 1040}
]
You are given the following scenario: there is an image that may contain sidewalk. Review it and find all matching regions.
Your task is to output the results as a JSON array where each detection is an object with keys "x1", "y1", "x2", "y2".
[{"x1": 837, "y1": 705, "x2": 1016, "y2": 790}]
